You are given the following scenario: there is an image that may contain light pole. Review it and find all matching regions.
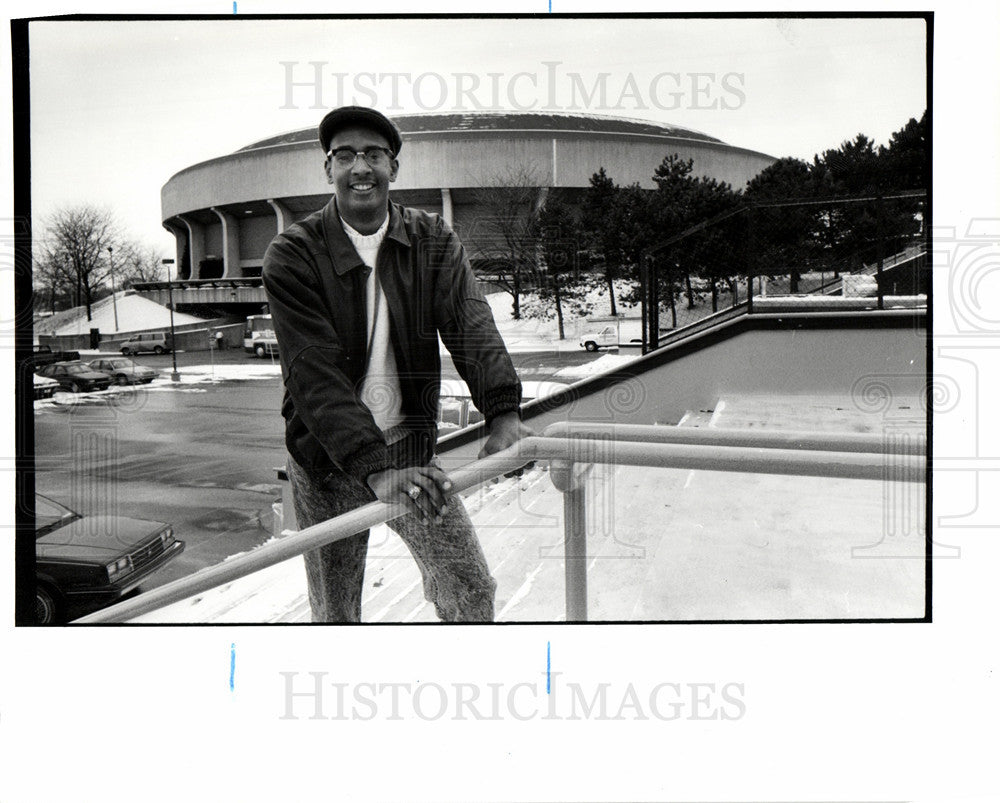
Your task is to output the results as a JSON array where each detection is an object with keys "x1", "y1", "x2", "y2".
[
  {"x1": 162, "y1": 258, "x2": 180, "y2": 381},
  {"x1": 106, "y1": 246, "x2": 119, "y2": 332}
]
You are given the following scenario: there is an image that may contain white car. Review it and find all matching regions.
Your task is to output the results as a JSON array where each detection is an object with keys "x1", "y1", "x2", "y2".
[{"x1": 87, "y1": 357, "x2": 159, "y2": 385}]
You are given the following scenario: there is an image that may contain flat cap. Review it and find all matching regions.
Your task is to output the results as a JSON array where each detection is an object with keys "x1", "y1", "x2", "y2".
[{"x1": 318, "y1": 106, "x2": 403, "y2": 156}]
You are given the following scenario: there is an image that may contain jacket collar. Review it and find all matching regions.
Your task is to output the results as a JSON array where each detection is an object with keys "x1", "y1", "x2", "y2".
[{"x1": 322, "y1": 198, "x2": 410, "y2": 276}]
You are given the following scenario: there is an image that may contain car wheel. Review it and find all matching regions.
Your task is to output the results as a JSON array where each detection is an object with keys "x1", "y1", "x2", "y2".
[
  {"x1": 584, "y1": 341, "x2": 598, "y2": 352},
  {"x1": 35, "y1": 585, "x2": 61, "y2": 624},
  {"x1": 115, "y1": 375, "x2": 129, "y2": 385},
  {"x1": 68, "y1": 381, "x2": 81, "y2": 393},
  {"x1": 153, "y1": 346, "x2": 165, "y2": 355},
  {"x1": 121, "y1": 347, "x2": 131, "y2": 355},
  {"x1": 255, "y1": 345, "x2": 266, "y2": 358}
]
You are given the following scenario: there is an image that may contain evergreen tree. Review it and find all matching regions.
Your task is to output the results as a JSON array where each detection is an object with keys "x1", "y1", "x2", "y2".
[
  {"x1": 648, "y1": 154, "x2": 742, "y2": 314},
  {"x1": 537, "y1": 191, "x2": 585, "y2": 340},
  {"x1": 744, "y1": 157, "x2": 822, "y2": 291},
  {"x1": 581, "y1": 168, "x2": 623, "y2": 315}
]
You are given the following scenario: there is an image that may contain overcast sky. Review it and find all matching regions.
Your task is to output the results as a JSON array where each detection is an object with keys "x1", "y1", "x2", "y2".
[{"x1": 25, "y1": 16, "x2": 927, "y2": 254}]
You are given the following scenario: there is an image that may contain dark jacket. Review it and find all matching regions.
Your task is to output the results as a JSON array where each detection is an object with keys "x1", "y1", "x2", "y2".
[{"x1": 262, "y1": 198, "x2": 522, "y2": 483}]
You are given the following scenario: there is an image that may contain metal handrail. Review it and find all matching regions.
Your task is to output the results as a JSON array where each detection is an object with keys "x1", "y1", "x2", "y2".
[
  {"x1": 74, "y1": 444, "x2": 533, "y2": 624},
  {"x1": 543, "y1": 421, "x2": 926, "y2": 455},
  {"x1": 75, "y1": 426, "x2": 925, "y2": 624}
]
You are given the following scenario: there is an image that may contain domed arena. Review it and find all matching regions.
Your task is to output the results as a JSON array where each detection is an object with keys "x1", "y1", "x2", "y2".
[{"x1": 160, "y1": 111, "x2": 775, "y2": 282}]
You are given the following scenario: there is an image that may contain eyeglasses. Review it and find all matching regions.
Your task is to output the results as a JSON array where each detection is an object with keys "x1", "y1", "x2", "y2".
[{"x1": 326, "y1": 146, "x2": 394, "y2": 168}]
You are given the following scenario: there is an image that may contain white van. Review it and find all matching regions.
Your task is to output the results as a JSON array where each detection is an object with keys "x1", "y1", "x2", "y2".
[
  {"x1": 579, "y1": 325, "x2": 621, "y2": 352},
  {"x1": 120, "y1": 332, "x2": 173, "y2": 355}
]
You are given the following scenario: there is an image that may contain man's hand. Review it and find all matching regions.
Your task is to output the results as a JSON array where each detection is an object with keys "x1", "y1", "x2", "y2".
[
  {"x1": 479, "y1": 411, "x2": 535, "y2": 476},
  {"x1": 366, "y1": 465, "x2": 454, "y2": 525}
]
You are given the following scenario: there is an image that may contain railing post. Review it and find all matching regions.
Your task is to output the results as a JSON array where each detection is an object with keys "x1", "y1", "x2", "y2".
[
  {"x1": 876, "y1": 195, "x2": 885, "y2": 310},
  {"x1": 746, "y1": 204, "x2": 754, "y2": 314},
  {"x1": 550, "y1": 459, "x2": 593, "y2": 622},
  {"x1": 640, "y1": 256, "x2": 649, "y2": 356}
]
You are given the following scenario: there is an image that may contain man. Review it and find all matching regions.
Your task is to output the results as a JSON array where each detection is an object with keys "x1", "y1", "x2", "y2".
[{"x1": 262, "y1": 106, "x2": 529, "y2": 623}]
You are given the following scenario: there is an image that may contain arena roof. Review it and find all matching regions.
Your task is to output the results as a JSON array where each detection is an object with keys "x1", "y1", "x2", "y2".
[{"x1": 237, "y1": 112, "x2": 724, "y2": 152}]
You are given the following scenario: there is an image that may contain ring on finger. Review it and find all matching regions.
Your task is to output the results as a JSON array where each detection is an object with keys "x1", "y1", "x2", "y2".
[{"x1": 406, "y1": 485, "x2": 422, "y2": 501}]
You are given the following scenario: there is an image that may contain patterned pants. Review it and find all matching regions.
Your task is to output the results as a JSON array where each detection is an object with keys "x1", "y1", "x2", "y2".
[{"x1": 286, "y1": 445, "x2": 496, "y2": 623}]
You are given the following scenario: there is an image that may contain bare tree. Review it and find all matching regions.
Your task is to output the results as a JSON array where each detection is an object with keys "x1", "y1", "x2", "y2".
[
  {"x1": 32, "y1": 241, "x2": 79, "y2": 314},
  {"x1": 468, "y1": 165, "x2": 547, "y2": 320},
  {"x1": 32, "y1": 206, "x2": 168, "y2": 318},
  {"x1": 34, "y1": 205, "x2": 120, "y2": 321},
  {"x1": 114, "y1": 240, "x2": 167, "y2": 286}
]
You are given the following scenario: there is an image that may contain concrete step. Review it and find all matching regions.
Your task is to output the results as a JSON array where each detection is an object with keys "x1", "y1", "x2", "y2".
[{"x1": 715, "y1": 393, "x2": 925, "y2": 435}]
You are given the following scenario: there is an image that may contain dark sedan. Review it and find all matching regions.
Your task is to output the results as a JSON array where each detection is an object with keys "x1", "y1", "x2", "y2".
[
  {"x1": 34, "y1": 493, "x2": 185, "y2": 624},
  {"x1": 87, "y1": 356, "x2": 159, "y2": 385},
  {"x1": 35, "y1": 361, "x2": 113, "y2": 393}
]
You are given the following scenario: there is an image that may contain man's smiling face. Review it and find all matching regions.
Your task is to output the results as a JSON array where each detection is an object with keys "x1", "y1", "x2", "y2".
[{"x1": 324, "y1": 124, "x2": 399, "y2": 232}]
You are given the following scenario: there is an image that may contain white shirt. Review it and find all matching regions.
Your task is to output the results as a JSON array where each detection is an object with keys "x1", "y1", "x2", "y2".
[{"x1": 340, "y1": 216, "x2": 405, "y2": 440}]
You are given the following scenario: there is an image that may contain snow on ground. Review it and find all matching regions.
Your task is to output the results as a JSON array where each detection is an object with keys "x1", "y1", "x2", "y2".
[
  {"x1": 141, "y1": 362, "x2": 282, "y2": 385},
  {"x1": 553, "y1": 353, "x2": 638, "y2": 378},
  {"x1": 34, "y1": 290, "x2": 638, "y2": 413},
  {"x1": 483, "y1": 284, "x2": 640, "y2": 353},
  {"x1": 35, "y1": 286, "x2": 631, "y2": 352},
  {"x1": 35, "y1": 292, "x2": 212, "y2": 337},
  {"x1": 32, "y1": 361, "x2": 286, "y2": 411}
]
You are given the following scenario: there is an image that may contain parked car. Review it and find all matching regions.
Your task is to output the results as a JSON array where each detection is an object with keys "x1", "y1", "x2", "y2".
[
  {"x1": 120, "y1": 332, "x2": 172, "y2": 355},
  {"x1": 87, "y1": 356, "x2": 159, "y2": 385},
  {"x1": 33, "y1": 373, "x2": 61, "y2": 400},
  {"x1": 35, "y1": 361, "x2": 112, "y2": 393},
  {"x1": 29, "y1": 343, "x2": 81, "y2": 369},
  {"x1": 34, "y1": 493, "x2": 185, "y2": 624}
]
